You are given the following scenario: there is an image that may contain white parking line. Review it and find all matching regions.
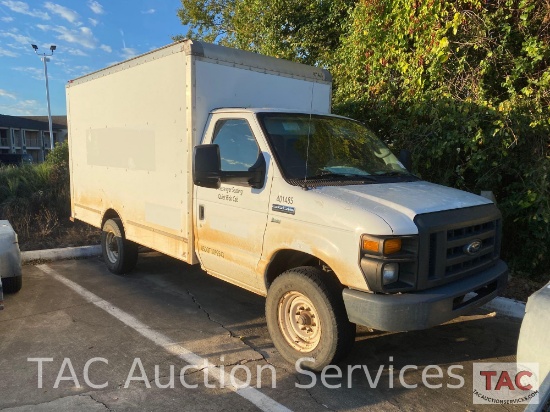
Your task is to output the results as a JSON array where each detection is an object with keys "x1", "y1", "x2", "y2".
[{"x1": 36, "y1": 264, "x2": 292, "y2": 412}]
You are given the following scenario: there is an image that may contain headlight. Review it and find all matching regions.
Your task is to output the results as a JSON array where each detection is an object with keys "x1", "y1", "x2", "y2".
[
  {"x1": 383, "y1": 238, "x2": 402, "y2": 254},
  {"x1": 361, "y1": 235, "x2": 402, "y2": 255},
  {"x1": 359, "y1": 234, "x2": 418, "y2": 293},
  {"x1": 382, "y1": 263, "x2": 399, "y2": 285}
]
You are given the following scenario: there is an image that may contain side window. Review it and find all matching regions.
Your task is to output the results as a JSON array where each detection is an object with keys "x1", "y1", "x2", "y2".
[{"x1": 213, "y1": 119, "x2": 260, "y2": 172}]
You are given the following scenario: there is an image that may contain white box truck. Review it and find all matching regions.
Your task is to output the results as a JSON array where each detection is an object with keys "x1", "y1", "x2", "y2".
[{"x1": 67, "y1": 40, "x2": 508, "y2": 371}]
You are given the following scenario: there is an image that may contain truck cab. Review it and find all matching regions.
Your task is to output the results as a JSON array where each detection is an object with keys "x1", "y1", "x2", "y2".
[{"x1": 192, "y1": 108, "x2": 507, "y2": 370}]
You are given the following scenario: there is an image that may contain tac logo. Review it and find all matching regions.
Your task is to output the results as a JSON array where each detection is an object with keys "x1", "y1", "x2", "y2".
[{"x1": 473, "y1": 362, "x2": 539, "y2": 405}]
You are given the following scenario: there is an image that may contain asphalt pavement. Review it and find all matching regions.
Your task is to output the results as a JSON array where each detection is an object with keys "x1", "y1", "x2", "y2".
[{"x1": 0, "y1": 253, "x2": 524, "y2": 411}]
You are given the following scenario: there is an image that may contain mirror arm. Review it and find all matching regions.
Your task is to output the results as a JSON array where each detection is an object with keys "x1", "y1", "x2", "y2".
[
  {"x1": 399, "y1": 149, "x2": 413, "y2": 171},
  {"x1": 247, "y1": 153, "x2": 266, "y2": 189}
]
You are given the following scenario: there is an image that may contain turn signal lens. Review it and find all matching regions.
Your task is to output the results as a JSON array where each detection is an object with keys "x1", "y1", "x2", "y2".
[
  {"x1": 383, "y1": 238, "x2": 402, "y2": 255},
  {"x1": 362, "y1": 239, "x2": 379, "y2": 253}
]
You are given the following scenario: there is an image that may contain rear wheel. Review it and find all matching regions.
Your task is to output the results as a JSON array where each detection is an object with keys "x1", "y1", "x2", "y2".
[
  {"x1": 2, "y1": 275, "x2": 22, "y2": 293},
  {"x1": 266, "y1": 267, "x2": 356, "y2": 372},
  {"x1": 101, "y1": 218, "x2": 138, "y2": 274}
]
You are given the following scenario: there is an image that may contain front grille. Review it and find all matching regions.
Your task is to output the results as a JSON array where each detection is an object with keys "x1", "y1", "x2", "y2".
[
  {"x1": 415, "y1": 204, "x2": 502, "y2": 290},
  {"x1": 445, "y1": 220, "x2": 497, "y2": 275},
  {"x1": 430, "y1": 220, "x2": 498, "y2": 278}
]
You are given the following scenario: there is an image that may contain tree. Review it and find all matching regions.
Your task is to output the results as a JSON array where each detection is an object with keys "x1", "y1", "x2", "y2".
[
  {"x1": 332, "y1": 0, "x2": 550, "y2": 274},
  {"x1": 175, "y1": 0, "x2": 355, "y2": 66}
]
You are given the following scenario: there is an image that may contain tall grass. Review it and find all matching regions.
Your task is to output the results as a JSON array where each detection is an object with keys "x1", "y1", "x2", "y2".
[{"x1": 0, "y1": 142, "x2": 69, "y2": 239}]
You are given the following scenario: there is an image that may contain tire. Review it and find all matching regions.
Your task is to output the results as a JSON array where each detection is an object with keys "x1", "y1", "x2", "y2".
[
  {"x1": 266, "y1": 267, "x2": 356, "y2": 372},
  {"x1": 101, "y1": 218, "x2": 138, "y2": 275},
  {"x1": 2, "y1": 275, "x2": 22, "y2": 294}
]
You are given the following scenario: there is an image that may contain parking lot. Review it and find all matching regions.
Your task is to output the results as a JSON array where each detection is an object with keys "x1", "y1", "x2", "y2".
[{"x1": 0, "y1": 253, "x2": 524, "y2": 411}]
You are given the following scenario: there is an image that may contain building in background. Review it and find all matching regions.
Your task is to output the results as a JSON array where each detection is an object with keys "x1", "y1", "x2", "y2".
[{"x1": 0, "y1": 114, "x2": 67, "y2": 163}]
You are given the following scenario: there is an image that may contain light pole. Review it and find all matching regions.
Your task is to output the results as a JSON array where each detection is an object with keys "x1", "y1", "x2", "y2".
[{"x1": 31, "y1": 44, "x2": 56, "y2": 151}]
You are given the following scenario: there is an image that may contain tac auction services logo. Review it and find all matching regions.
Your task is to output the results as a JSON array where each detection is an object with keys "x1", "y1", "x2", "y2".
[{"x1": 473, "y1": 362, "x2": 539, "y2": 405}]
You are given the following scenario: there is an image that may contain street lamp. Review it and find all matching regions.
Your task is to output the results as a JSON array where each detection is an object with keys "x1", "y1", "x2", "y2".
[{"x1": 31, "y1": 44, "x2": 56, "y2": 151}]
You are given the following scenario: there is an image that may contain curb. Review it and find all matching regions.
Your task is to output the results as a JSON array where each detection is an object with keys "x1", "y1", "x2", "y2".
[
  {"x1": 20, "y1": 245, "x2": 527, "y2": 319},
  {"x1": 21, "y1": 245, "x2": 101, "y2": 263},
  {"x1": 479, "y1": 295, "x2": 526, "y2": 319}
]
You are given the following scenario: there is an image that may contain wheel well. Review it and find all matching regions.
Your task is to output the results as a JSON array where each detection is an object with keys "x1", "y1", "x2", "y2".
[
  {"x1": 265, "y1": 250, "x2": 341, "y2": 289},
  {"x1": 101, "y1": 209, "x2": 121, "y2": 229}
]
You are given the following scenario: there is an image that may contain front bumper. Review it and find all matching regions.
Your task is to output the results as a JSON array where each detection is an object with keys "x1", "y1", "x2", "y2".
[{"x1": 343, "y1": 259, "x2": 508, "y2": 332}]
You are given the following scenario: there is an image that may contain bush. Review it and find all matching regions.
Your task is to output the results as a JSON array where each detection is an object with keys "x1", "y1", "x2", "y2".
[
  {"x1": 0, "y1": 141, "x2": 70, "y2": 240},
  {"x1": 45, "y1": 140, "x2": 69, "y2": 166},
  {"x1": 333, "y1": 0, "x2": 550, "y2": 278}
]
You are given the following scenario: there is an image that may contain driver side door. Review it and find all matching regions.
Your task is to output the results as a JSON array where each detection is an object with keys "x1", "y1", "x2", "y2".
[{"x1": 194, "y1": 114, "x2": 272, "y2": 293}]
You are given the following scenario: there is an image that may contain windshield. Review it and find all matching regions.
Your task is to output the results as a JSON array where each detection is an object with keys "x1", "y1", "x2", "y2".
[{"x1": 258, "y1": 113, "x2": 409, "y2": 183}]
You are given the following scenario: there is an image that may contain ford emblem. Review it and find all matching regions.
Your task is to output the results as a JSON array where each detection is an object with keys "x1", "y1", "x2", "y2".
[{"x1": 464, "y1": 239, "x2": 482, "y2": 255}]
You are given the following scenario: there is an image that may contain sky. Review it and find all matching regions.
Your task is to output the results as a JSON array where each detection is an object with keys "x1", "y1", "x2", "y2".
[{"x1": 0, "y1": 0, "x2": 187, "y2": 116}]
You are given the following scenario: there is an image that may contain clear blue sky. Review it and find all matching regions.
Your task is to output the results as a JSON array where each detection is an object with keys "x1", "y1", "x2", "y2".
[{"x1": 0, "y1": 0, "x2": 187, "y2": 116}]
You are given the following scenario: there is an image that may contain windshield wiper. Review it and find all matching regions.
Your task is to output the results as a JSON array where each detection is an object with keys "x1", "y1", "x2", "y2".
[
  {"x1": 375, "y1": 171, "x2": 419, "y2": 179},
  {"x1": 305, "y1": 172, "x2": 377, "y2": 182}
]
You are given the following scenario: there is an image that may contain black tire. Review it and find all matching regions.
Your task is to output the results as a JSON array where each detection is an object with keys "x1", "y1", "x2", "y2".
[
  {"x1": 101, "y1": 218, "x2": 138, "y2": 275},
  {"x1": 2, "y1": 275, "x2": 22, "y2": 294},
  {"x1": 266, "y1": 267, "x2": 356, "y2": 372}
]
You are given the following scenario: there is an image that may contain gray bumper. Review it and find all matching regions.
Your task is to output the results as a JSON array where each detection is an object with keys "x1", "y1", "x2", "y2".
[
  {"x1": 343, "y1": 260, "x2": 508, "y2": 332},
  {"x1": 0, "y1": 220, "x2": 22, "y2": 280}
]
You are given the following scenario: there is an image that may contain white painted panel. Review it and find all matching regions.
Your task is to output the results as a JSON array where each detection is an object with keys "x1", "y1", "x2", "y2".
[
  {"x1": 194, "y1": 60, "x2": 331, "y2": 144},
  {"x1": 67, "y1": 49, "x2": 193, "y2": 262},
  {"x1": 145, "y1": 202, "x2": 182, "y2": 232}
]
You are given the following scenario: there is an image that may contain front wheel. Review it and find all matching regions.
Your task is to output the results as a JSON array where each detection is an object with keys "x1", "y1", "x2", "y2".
[
  {"x1": 266, "y1": 267, "x2": 356, "y2": 372},
  {"x1": 101, "y1": 218, "x2": 138, "y2": 275}
]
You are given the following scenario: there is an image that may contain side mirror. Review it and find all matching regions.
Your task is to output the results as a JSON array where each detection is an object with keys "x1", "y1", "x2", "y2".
[
  {"x1": 193, "y1": 145, "x2": 221, "y2": 189},
  {"x1": 216, "y1": 152, "x2": 266, "y2": 189},
  {"x1": 399, "y1": 149, "x2": 412, "y2": 171},
  {"x1": 193, "y1": 145, "x2": 266, "y2": 190},
  {"x1": 247, "y1": 153, "x2": 266, "y2": 189}
]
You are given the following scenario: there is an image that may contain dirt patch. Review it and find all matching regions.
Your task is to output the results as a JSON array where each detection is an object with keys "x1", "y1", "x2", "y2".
[
  {"x1": 503, "y1": 275, "x2": 548, "y2": 303},
  {"x1": 18, "y1": 220, "x2": 100, "y2": 252}
]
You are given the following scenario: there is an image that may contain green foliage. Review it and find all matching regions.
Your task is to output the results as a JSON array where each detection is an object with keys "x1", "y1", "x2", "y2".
[
  {"x1": 174, "y1": 0, "x2": 549, "y2": 276},
  {"x1": 332, "y1": 0, "x2": 550, "y2": 276},
  {"x1": 175, "y1": 0, "x2": 354, "y2": 66},
  {"x1": 175, "y1": 0, "x2": 236, "y2": 43},
  {"x1": 0, "y1": 144, "x2": 70, "y2": 239},
  {"x1": 45, "y1": 141, "x2": 69, "y2": 167}
]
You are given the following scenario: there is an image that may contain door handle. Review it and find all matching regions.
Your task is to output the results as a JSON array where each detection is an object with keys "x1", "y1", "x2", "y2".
[{"x1": 199, "y1": 205, "x2": 205, "y2": 220}]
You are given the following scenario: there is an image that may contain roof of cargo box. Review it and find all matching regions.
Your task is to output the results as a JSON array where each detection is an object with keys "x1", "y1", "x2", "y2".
[
  {"x1": 210, "y1": 108, "x2": 347, "y2": 117},
  {"x1": 66, "y1": 40, "x2": 332, "y2": 87}
]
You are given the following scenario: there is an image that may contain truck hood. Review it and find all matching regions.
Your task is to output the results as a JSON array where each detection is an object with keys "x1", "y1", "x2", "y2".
[{"x1": 316, "y1": 181, "x2": 492, "y2": 221}]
